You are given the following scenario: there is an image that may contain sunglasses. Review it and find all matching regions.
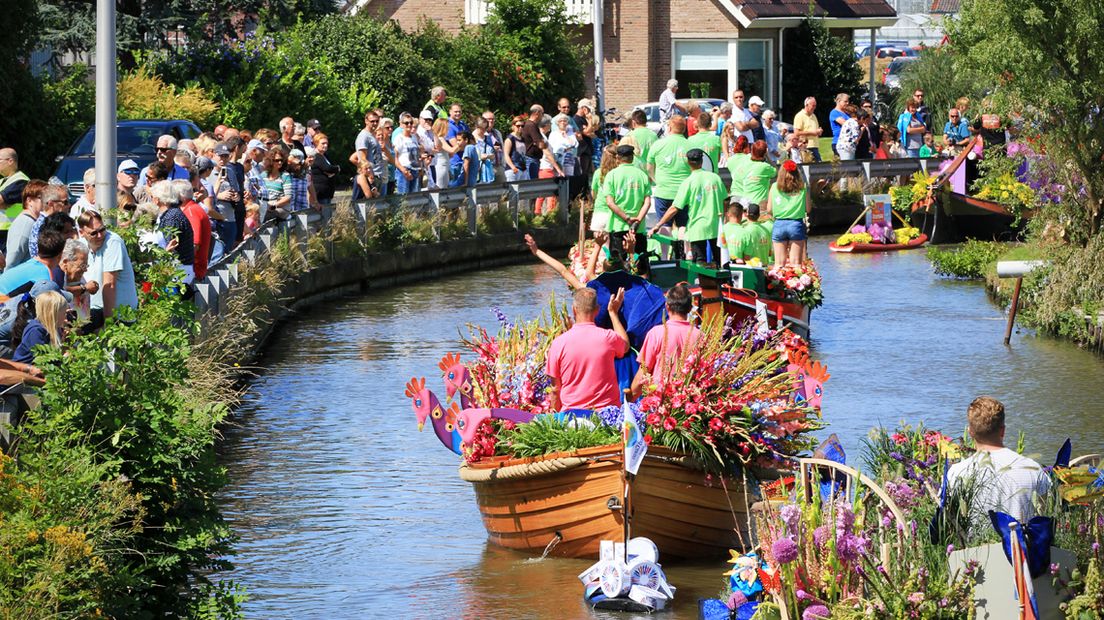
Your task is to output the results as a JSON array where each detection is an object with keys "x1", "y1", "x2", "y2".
[
  {"x1": 155, "y1": 147, "x2": 173, "y2": 153},
  {"x1": 402, "y1": 121, "x2": 414, "y2": 126},
  {"x1": 272, "y1": 158, "x2": 285, "y2": 163},
  {"x1": 264, "y1": 140, "x2": 277, "y2": 146},
  {"x1": 122, "y1": 169, "x2": 140, "y2": 175},
  {"x1": 85, "y1": 226, "x2": 106, "y2": 236}
]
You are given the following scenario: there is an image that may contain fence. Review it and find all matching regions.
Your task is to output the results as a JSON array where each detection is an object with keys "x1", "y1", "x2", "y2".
[{"x1": 191, "y1": 176, "x2": 571, "y2": 319}]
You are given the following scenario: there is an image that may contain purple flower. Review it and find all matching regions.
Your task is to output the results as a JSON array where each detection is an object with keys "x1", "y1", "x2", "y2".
[
  {"x1": 1049, "y1": 562, "x2": 1060, "y2": 576},
  {"x1": 1094, "y1": 542, "x2": 1101, "y2": 554},
  {"x1": 772, "y1": 536, "x2": 799, "y2": 564},
  {"x1": 835, "y1": 502, "x2": 855, "y2": 536},
  {"x1": 780, "y1": 504, "x2": 801, "y2": 536},
  {"x1": 889, "y1": 451, "x2": 905, "y2": 463},
  {"x1": 946, "y1": 544, "x2": 955, "y2": 555},
  {"x1": 813, "y1": 525, "x2": 830, "y2": 549},
  {"x1": 803, "y1": 604, "x2": 831, "y2": 620},
  {"x1": 836, "y1": 533, "x2": 869, "y2": 564},
  {"x1": 726, "y1": 591, "x2": 748, "y2": 610}
]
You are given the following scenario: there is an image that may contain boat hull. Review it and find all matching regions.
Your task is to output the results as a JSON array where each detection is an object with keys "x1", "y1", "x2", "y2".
[
  {"x1": 828, "y1": 234, "x2": 929, "y2": 253},
  {"x1": 716, "y1": 287, "x2": 811, "y2": 340},
  {"x1": 460, "y1": 445, "x2": 757, "y2": 560}
]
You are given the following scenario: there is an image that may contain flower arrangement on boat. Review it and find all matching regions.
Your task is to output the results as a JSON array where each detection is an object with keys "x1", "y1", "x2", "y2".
[
  {"x1": 700, "y1": 424, "x2": 1104, "y2": 620},
  {"x1": 834, "y1": 224, "x2": 921, "y2": 248},
  {"x1": 765, "y1": 261, "x2": 824, "y2": 309},
  {"x1": 411, "y1": 304, "x2": 826, "y2": 474}
]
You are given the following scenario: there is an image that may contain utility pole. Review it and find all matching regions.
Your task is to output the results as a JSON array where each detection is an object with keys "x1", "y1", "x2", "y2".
[
  {"x1": 95, "y1": 0, "x2": 117, "y2": 214},
  {"x1": 592, "y1": 0, "x2": 604, "y2": 114}
]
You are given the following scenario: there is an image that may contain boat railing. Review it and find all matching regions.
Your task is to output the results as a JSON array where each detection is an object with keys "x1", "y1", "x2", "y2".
[{"x1": 192, "y1": 177, "x2": 571, "y2": 318}]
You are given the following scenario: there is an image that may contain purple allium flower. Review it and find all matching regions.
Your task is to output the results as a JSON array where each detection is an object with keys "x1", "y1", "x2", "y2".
[
  {"x1": 946, "y1": 544, "x2": 955, "y2": 555},
  {"x1": 836, "y1": 533, "x2": 869, "y2": 564},
  {"x1": 726, "y1": 591, "x2": 748, "y2": 610},
  {"x1": 1049, "y1": 563, "x2": 1060, "y2": 576},
  {"x1": 780, "y1": 504, "x2": 801, "y2": 536},
  {"x1": 772, "y1": 536, "x2": 799, "y2": 564},
  {"x1": 889, "y1": 451, "x2": 905, "y2": 463},
  {"x1": 803, "y1": 604, "x2": 831, "y2": 620}
]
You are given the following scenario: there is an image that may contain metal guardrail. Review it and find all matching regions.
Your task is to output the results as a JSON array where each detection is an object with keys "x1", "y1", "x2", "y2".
[
  {"x1": 716, "y1": 157, "x2": 942, "y2": 186},
  {"x1": 191, "y1": 177, "x2": 570, "y2": 318}
]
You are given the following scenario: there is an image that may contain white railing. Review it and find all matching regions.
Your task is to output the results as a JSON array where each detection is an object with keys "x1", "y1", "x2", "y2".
[{"x1": 465, "y1": 0, "x2": 594, "y2": 24}]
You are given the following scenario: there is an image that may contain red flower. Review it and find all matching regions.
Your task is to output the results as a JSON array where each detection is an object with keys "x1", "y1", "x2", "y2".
[
  {"x1": 681, "y1": 419, "x2": 692, "y2": 430},
  {"x1": 663, "y1": 416, "x2": 677, "y2": 431},
  {"x1": 645, "y1": 413, "x2": 661, "y2": 426},
  {"x1": 709, "y1": 417, "x2": 724, "y2": 431},
  {"x1": 141, "y1": 281, "x2": 153, "y2": 294},
  {"x1": 643, "y1": 434, "x2": 653, "y2": 445}
]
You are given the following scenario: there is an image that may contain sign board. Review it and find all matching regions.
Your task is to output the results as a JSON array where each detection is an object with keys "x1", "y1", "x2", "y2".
[
  {"x1": 863, "y1": 194, "x2": 893, "y2": 228},
  {"x1": 982, "y1": 114, "x2": 1001, "y2": 130}
]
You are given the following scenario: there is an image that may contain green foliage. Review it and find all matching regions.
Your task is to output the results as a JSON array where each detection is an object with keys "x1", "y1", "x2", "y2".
[
  {"x1": 947, "y1": 0, "x2": 1104, "y2": 237},
  {"x1": 499, "y1": 415, "x2": 621, "y2": 457},
  {"x1": 926, "y1": 239, "x2": 1004, "y2": 279},
  {"x1": 1021, "y1": 233, "x2": 1104, "y2": 343},
  {"x1": 781, "y1": 15, "x2": 863, "y2": 120},
  {"x1": 118, "y1": 66, "x2": 220, "y2": 128},
  {"x1": 477, "y1": 203, "x2": 516, "y2": 235},
  {"x1": 153, "y1": 34, "x2": 365, "y2": 170},
  {"x1": 0, "y1": 63, "x2": 94, "y2": 178}
]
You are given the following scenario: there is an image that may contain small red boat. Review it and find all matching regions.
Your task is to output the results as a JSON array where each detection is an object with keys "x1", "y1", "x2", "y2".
[
  {"x1": 692, "y1": 283, "x2": 811, "y2": 339},
  {"x1": 828, "y1": 234, "x2": 929, "y2": 254}
]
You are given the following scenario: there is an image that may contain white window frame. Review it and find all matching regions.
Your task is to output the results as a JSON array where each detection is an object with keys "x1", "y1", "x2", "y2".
[{"x1": 671, "y1": 36, "x2": 775, "y2": 108}]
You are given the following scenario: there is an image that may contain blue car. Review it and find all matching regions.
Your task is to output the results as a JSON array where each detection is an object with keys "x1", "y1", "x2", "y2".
[{"x1": 51, "y1": 119, "x2": 202, "y2": 201}]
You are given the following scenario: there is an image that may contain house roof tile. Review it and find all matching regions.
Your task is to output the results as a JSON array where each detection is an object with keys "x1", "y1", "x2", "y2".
[{"x1": 740, "y1": 0, "x2": 898, "y2": 20}]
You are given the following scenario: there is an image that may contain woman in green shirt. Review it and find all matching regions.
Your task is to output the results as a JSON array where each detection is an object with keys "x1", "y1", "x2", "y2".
[
  {"x1": 589, "y1": 145, "x2": 618, "y2": 233},
  {"x1": 743, "y1": 140, "x2": 777, "y2": 207},
  {"x1": 768, "y1": 159, "x2": 809, "y2": 266},
  {"x1": 725, "y1": 136, "x2": 751, "y2": 207}
]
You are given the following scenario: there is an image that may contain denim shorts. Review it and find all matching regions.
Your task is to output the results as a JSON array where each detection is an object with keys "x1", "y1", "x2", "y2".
[
  {"x1": 772, "y1": 218, "x2": 808, "y2": 242},
  {"x1": 653, "y1": 196, "x2": 688, "y2": 227}
]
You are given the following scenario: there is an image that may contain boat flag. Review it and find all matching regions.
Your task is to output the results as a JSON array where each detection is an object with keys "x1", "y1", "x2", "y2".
[
  {"x1": 754, "y1": 300, "x2": 769, "y2": 336},
  {"x1": 623, "y1": 401, "x2": 647, "y2": 475}
]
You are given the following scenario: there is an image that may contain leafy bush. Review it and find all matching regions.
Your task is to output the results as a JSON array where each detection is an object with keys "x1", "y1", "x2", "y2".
[
  {"x1": 926, "y1": 239, "x2": 1004, "y2": 279},
  {"x1": 118, "y1": 66, "x2": 220, "y2": 127},
  {"x1": 0, "y1": 63, "x2": 94, "y2": 178},
  {"x1": 499, "y1": 415, "x2": 621, "y2": 457},
  {"x1": 781, "y1": 15, "x2": 863, "y2": 120}
]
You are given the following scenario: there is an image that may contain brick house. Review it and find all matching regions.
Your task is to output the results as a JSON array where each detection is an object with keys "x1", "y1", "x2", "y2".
[{"x1": 348, "y1": 0, "x2": 896, "y2": 116}]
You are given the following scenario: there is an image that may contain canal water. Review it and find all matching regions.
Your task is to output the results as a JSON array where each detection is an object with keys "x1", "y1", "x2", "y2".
[{"x1": 216, "y1": 237, "x2": 1104, "y2": 618}]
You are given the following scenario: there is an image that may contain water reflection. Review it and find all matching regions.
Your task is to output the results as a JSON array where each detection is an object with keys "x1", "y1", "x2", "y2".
[{"x1": 218, "y1": 238, "x2": 1104, "y2": 617}]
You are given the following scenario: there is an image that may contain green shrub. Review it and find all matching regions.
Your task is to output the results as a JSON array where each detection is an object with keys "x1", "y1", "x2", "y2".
[
  {"x1": 118, "y1": 66, "x2": 220, "y2": 128},
  {"x1": 926, "y1": 239, "x2": 1004, "y2": 279},
  {"x1": 0, "y1": 63, "x2": 94, "y2": 178}
]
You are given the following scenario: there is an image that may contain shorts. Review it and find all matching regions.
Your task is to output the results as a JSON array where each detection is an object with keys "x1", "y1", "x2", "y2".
[
  {"x1": 590, "y1": 210, "x2": 611, "y2": 232},
  {"x1": 772, "y1": 218, "x2": 808, "y2": 242},
  {"x1": 653, "y1": 196, "x2": 687, "y2": 227}
]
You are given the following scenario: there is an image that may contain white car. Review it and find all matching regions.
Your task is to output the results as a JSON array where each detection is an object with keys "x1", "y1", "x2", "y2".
[{"x1": 633, "y1": 98, "x2": 726, "y2": 133}]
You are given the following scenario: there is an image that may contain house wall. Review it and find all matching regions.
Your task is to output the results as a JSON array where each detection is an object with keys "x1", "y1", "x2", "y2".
[{"x1": 361, "y1": 0, "x2": 468, "y2": 33}]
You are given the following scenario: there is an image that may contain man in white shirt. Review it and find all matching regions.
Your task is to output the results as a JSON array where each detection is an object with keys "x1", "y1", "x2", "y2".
[
  {"x1": 658, "y1": 79, "x2": 686, "y2": 133},
  {"x1": 947, "y1": 396, "x2": 1051, "y2": 526},
  {"x1": 730, "y1": 89, "x2": 759, "y2": 141}
]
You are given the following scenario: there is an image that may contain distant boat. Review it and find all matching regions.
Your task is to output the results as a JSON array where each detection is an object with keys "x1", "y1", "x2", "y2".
[
  {"x1": 459, "y1": 444, "x2": 764, "y2": 560},
  {"x1": 829, "y1": 233, "x2": 929, "y2": 253}
]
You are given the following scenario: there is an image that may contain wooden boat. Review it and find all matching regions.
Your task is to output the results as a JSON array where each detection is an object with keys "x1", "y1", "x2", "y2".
[
  {"x1": 703, "y1": 285, "x2": 811, "y2": 340},
  {"x1": 459, "y1": 443, "x2": 760, "y2": 560},
  {"x1": 828, "y1": 233, "x2": 929, "y2": 253}
]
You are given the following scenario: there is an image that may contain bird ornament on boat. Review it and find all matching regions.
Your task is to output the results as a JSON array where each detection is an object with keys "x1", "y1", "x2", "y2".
[
  {"x1": 438, "y1": 352, "x2": 475, "y2": 409},
  {"x1": 786, "y1": 349, "x2": 830, "y2": 410},
  {"x1": 405, "y1": 377, "x2": 462, "y2": 455}
]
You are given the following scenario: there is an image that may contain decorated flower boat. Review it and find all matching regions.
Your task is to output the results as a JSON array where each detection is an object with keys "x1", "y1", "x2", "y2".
[
  {"x1": 458, "y1": 443, "x2": 758, "y2": 560},
  {"x1": 829, "y1": 193, "x2": 928, "y2": 254},
  {"x1": 407, "y1": 305, "x2": 828, "y2": 562},
  {"x1": 828, "y1": 233, "x2": 928, "y2": 254}
]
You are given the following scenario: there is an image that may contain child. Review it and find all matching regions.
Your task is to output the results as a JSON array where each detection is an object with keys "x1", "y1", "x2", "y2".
[
  {"x1": 741, "y1": 203, "x2": 773, "y2": 266},
  {"x1": 244, "y1": 203, "x2": 260, "y2": 237},
  {"x1": 919, "y1": 132, "x2": 936, "y2": 158},
  {"x1": 720, "y1": 203, "x2": 745, "y2": 265},
  {"x1": 590, "y1": 145, "x2": 618, "y2": 233}
]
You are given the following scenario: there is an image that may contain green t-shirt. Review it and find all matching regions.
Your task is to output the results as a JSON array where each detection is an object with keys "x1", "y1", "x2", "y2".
[
  {"x1": 769, "y1": 185, "x2": 807, "y2": 221},
  {"x1": 687, "y1": 132, "x2": 722, "y2": 172},
  {"x1": 592, "y1": 170, "x2": 610, "y2": 216},
  {"x1": 603, "y1": 163, "x2": 652, "y2": 233},
  {"x1": 743, "y1": 160, "x2": 777, "y2": 207},
  {"x1": 722, "y1": 221, "x2": 746, "y2": 259},
  {"x1": 646, "y1": 134, "x2": 691, "y2": 200},
  {"x1": 726, "y1": 153, "x2": 750, "y2": 199},
  {"x1": 632, "y1": 127, "x2": 658, "y2": 164},
  {"x1": 740, "y1": 220, "x2": 774, "y2": 265},
  {"x1": 672, "y1": 169, "x2": 728, "y2": 242},
  {"x1": 919, "y1": 144, "x2": 934, "y2": 157}
]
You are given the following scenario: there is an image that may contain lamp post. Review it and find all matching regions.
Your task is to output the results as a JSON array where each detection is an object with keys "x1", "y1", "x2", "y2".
[
  {"x1": 94, "y1": 0, "x2": 117, "y2": 215},
  {"x1": 592, "y1": 0, "x2": 604, "y2": 115}
]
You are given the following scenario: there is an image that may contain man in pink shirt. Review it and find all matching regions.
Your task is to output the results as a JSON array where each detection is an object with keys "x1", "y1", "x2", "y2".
[
  {"x1": 631, "y1": 284, "x2": 700, "y2": 398},
  {"x1": 546, "y1": 287, "x2": 629, "y2": 411}
]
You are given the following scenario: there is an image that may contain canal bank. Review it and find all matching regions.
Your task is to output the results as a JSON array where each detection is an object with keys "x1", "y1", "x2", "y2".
[{"x1": 216, "y1": 236, "x2": 1104, "y2": 618}]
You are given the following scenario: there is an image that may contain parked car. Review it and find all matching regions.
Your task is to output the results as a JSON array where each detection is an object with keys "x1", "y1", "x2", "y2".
[
  {"x1": 633, "y1": 98, "x2": 726, "y2": 134},
  {"x1": 52, "y1": 119, "x2": 202, "y2": 201},
  {"x1": 883, "y1": 57, "x2": 919, "y2": 90},
  {"x1": 854, "y1": 42, "x2": 911, "y2": 59}
]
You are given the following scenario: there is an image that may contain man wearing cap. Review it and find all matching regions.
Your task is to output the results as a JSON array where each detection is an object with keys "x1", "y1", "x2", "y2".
[
  {"x1": 646, "y1": 116, "x2": 692, "y2": 237},
  {"x1": 304, "y1": 119, "x2": 322, "y2": 148},
  {"x1": 603, "y1": 145, "x2": 653, "y2": 273},
  {"x1": 0, "y1": 229, "x2": 66, "y2": 295},
  {"x1": 748, "y1": 96, "x2": 767, "y2": 143},
  {"x1": 117, "y1": 159, "x2": 141, "y2": 201},
  {"x1": 78, "y1": 210, "x2": 137, "y2": 326},
  {"x1": 736, "y1": 203, "x2": 772, "y2": 265},
  {"x1": 574, "y1": 99, "x2": 593, "y2": 134},
  {"x1": 244, "y1": 138, "x2": 270, "y2": 212},
  {"x1": 652, "y1": 148, "x2": 728, "y2": 265},
  {"x1": 138, "y1": 135, "x2": 190, "y2": 187},
  {"x1": 211, "y1": 142, "x2": 242, "y2": 247}
]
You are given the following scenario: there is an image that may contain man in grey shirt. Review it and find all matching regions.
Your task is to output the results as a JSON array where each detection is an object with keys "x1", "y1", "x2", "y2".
[
  {"x1": 354, "y1": 111, "x2": 386, "y2": 196},
  {"x1": 4, "y1": 179, "x2": 44, "y2": 271}
]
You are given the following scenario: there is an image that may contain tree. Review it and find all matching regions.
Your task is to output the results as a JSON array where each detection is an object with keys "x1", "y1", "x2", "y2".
[
  {"x1": 947, "y1": 0, "x2": 1104, "y2": 238},
  {"x1": 782, "y1": 15, "x2": 864, "y2": 123}
]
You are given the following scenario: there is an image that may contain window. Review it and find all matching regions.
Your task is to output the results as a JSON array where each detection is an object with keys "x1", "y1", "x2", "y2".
[
  {"x1": 738, "y1": 40, "x2": 769, "y2": 106},
  {"x1": 674, "y1": 41, "x2": 729, "y2": 101}
]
